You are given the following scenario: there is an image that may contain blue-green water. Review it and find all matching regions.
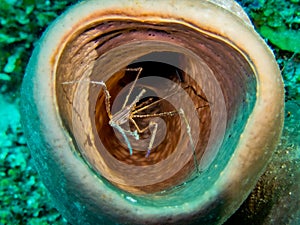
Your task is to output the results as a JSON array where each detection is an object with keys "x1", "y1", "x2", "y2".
[{"x1": 0, "y1": 0, "x2": 299, "y2": 224}]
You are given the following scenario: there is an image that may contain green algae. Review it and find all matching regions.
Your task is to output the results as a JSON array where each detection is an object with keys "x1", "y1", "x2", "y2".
[
  {"x1": 0, "y1": 0, "x2": 299, "y2": 224},
  {"x1": 259, "y1": 26, "x2": 300, "y2": 53}
]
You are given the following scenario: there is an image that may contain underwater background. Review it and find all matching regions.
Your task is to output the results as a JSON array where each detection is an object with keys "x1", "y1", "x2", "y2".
[{"x1": 0, "y1": 0, "x2": 299, "y2": 224}]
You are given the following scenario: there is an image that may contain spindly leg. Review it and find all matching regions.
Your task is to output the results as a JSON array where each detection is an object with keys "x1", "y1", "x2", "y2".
[
  {"x1": 178, "y1": 108, "x2": 199, "y2": 173},
  {"x1": 132, "y1": 111, "x2": 177, "y2": 119},
  {"x1": 110, "y1": 123, "x2": 133, "y2": 155},
  {"x1": 122, "y1": 67, "x2": 143, "y2": 109},
  {"x1": 134, "y1": 97, "x2": 154, "y2": 111},
  {"x1": 134, "y1": 109, "x2": 198, "y2": 164},
  {"x1": 62, "y1": 80, "x2": 113, "y2": 119},
  {"x1": 145, "y1": 122, "x2": 158, "y2": 158},
  {"x1": 127, "y1": 89, "x2": 146, "y2": 111},
  {"x1": 89, "y1": 81, "x2": 112, "y2": 119},
  {"x1": 111, "y1": 88, "x2": 146, "y2": 126},
  {"x1": 129, "y1": 118, "x2": 158, "y2": 157}
]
